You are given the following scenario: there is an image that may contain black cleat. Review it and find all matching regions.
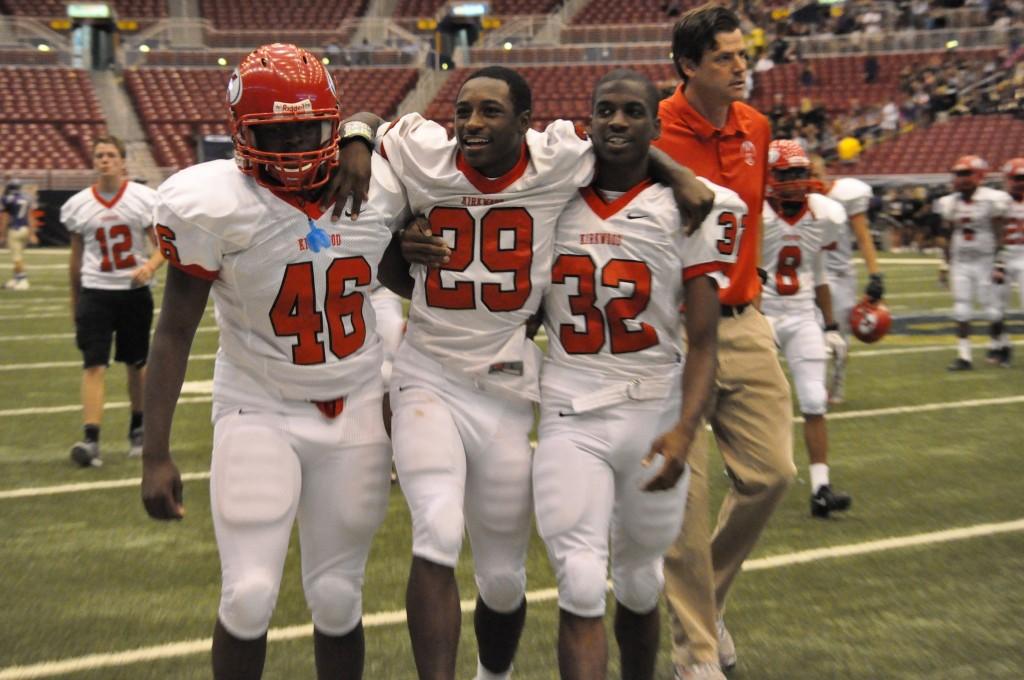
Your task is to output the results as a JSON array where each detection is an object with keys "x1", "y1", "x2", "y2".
[
  {"x1": 69, "y1": 441, "x2": 102, "y2": 468},
  {"x1": 947, "y1": 358, "x2": 973, "y2": 371},
  {"x1": 811, "y1": 485, "x2": 852, "y2": 518},
  {"x1": 999, "y1": 346, "x2": 1012, "y2": 368},
  {"x1": 985, "y1": 347, "x2": 1001, "y2": 365}
]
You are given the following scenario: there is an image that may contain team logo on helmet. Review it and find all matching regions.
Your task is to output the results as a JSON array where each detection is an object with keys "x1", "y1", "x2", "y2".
[
  {"x1": 849, "y1": 298, "x2": 892, "y2": 344},
  {"x1": 768, "y1": 146, "x2": 780, "y2": 165},
  {"x1": 227, "y1": 69, "x2": 243, "y2": 106}
]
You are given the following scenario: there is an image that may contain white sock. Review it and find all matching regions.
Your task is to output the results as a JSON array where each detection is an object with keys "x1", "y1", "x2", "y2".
[
  {"x1": 958, "y1": 338, "x2": 972, "y2": 362},
  {"x1": 810, "y1": 463, "x2": 830, "y2": 494},
  {"x1": 476, "y1": 658, "x2": 512, "y2": 680}
]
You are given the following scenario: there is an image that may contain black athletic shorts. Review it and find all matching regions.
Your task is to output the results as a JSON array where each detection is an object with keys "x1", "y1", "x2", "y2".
[{"x1": 75, "y1": 287, "x2": 154, "y2": 368}]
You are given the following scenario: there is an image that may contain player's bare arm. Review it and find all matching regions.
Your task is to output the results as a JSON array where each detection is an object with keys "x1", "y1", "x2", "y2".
[
  {"x1": 68, "y1": 232, "x2": 84, "y2": 324},
  {"x1": 378, "y1": 233, "x2": 414, "y2": 298},
  {"x1": 130, "y1": 229, "x2": 166, "y2": 288},
  {"x1": 648, "y1": 146, "x2": 714, "y2": 233},
  {"x1": 320, "y1": 112, "x2": 386, "y2": 219},
  {"x1": 141, "y1": 266, "x2": 212, "y2": 521},
  {"x1": 849, "y1": 212, "x2": 884, "y2": 300},
  {"x1": 644, "y1": 275, "x2": 719, "y2": 492}
]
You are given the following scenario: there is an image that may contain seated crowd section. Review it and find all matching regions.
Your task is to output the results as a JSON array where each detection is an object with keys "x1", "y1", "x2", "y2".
[{"x1": 1, "y1": 0, "x2": 1022, "y2": 176}]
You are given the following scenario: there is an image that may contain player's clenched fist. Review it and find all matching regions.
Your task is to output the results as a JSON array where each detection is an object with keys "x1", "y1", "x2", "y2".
[
  {"x1": 642, "y1": 427, "x2": 693, "y2": 492},
  {"x1": 142, "y1": 457, "x2": 185, "y2": 520}
]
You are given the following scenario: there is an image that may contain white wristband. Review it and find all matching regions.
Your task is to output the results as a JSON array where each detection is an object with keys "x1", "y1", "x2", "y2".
[{"x1": 341, "y1": 121, "x2": 373, "y2": 146}]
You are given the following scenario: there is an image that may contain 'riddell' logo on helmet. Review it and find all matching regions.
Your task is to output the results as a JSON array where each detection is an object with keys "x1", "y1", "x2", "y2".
[{"x1": 273, "y1": 100, "x2": 314, "y2": 114}]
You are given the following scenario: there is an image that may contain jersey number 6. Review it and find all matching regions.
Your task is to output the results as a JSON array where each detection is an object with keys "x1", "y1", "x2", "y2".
[{"x1": 270, "y1": 258, "x2": 371, "y2": 365}]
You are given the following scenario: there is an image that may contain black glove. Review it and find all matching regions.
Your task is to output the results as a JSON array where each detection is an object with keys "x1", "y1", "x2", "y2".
[{"x1": 865, "y1": 273, "x2": 884, "y2": 302}]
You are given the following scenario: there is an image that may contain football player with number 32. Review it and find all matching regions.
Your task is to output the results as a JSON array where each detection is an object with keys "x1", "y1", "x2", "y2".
[
  {"x1": 761, "y1": 140, "x2": 853, "y2": 519},
  {"x1": 140, "y1": 44, "x2": 410, "y2": 680}
]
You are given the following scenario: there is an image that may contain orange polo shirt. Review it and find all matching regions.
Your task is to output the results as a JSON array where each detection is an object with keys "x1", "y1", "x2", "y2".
[{"x1": 655, "y1": 86, "x2": 770, "y2": 306}]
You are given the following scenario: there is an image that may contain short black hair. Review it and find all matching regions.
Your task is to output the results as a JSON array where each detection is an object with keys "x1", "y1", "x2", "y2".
[
  {"x1": 462, "y1": 66, "x2": 532, "y2": 115},
  {"x1": 671, "y1": 3, "x2": 742, "y2": 81},
  {"x1": 592, "y1": 69, "x2": 661, "y2": 117}
]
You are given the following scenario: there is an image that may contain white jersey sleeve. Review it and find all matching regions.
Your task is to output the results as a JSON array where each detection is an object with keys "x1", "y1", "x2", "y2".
[
  {"x1": 682, "y1": 178, "x2": 744, "y2": 287},
  {"x1": 376, "y1": 113, "x2": 595, "y2": 402},
  {"x1": 825, "y1": 177, "x2": 872, "y2": 274},
  {"x1": 62, "y1": 182, "x2": 160, "y2": 290}
]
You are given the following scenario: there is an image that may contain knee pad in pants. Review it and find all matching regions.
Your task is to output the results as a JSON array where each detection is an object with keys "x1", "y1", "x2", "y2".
[
  {"x1": 555, "y1": 551, "x2": 607, "y2": 618},
  {"x1": 612, "y1": 559, "x2": 664, "y2": 615},
  {"x1": 218, "y1": 575, "x2": 278, "y2": 640},
  {"x1": 476, "y1": 565, "x2": 528, "y2": 614},
  {"x1": 306, "y1": 573, "x2": 362, "y2": 636}
]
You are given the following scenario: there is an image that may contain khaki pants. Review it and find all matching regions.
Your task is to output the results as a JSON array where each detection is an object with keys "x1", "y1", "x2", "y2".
[{"x1": 664, "y1": 304, "x2": 796, "y2": 667}]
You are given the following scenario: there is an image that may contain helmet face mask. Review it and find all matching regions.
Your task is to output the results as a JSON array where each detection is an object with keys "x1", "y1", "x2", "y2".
[
  {"x1": 767, "y1": 139, "x2": 816, "y2": 210},
  {"x1": 229, "y1": 44, "x2": 341, "y2": 193}
]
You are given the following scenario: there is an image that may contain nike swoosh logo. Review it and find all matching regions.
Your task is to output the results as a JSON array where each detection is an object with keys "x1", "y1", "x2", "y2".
[
  {"x1": 397, "y1": 385, "x2": 410, "y2": 392},
  {"x1": 812, "y1": 496, "x2": 829, "y2": 506},
  {"x1": 558, "y1": 410, "x2": 578, "y2": 417},
  {"x1": 626, "y1": 212, "x2": 647, "y2": 220}
]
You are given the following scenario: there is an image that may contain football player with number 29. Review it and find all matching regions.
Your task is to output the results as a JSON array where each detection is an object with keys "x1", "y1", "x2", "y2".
[{"x1": 760, "y1": 140, "x2": 853, "y2": 519}]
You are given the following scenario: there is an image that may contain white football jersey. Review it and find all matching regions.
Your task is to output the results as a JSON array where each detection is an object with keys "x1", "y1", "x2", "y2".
[
  {"x1": 824, "y1": 176, "x2": 872, "y2": 275},
  {"x1": 543, "y1": 178, "x2": 742, "y2": 381},
  {"x1": 934, "y1": 186, "x2": 1010, "y2": 260},
  {"x1": 1003, "y1": 194, "x2": 1024, "y2": 256},
  {"x1": 154, "y1": 158, "x2": 409, "y2": 402},
  {"x1": 761, "y1": 194, "x2": 844, "y2": 317},
  {"x1": 378, "y1": 113, "x2": 595, "y2": 400},
  {"x1": 61, "y1": 181, "x2": 159, "y2": 290}
]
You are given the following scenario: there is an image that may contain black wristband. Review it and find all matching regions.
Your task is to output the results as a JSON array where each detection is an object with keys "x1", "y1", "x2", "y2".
[
  {"x1": 824, "y1": 323, "x2": 839, "y2": 332},
  {"x1": 757, "y1": 267, "x2": 768, "y2": 284}
]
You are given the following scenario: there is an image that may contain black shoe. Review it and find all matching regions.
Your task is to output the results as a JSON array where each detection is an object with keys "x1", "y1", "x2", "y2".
[
  {"x1": 985, "y1": 347, "x2": 1001, "y2": 365},
  {"x1": 947, "y1": 358, "x2": 973, "y2": 371},
  {"x1": 999, "y1": 346, "x2": 1012, "y2": 368},
  {"x1": 811, "y1": 485, "x2": 852, "y2": 518}
]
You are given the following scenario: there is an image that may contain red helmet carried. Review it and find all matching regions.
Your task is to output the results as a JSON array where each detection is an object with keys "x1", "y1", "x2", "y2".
[
  {"x1": 767, "y1": 139, "x2": 817, "y2": 204},
  {"x1": 849, "y1": 297, "x2": 892, "y2": 344},
  {"x1": 228, "y1": 43, "x2": 341, "y2": 192}
]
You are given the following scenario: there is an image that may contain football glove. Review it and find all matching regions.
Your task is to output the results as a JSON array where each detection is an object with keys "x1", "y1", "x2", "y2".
[
  {"x1": 825, "y1": 327, "x2": 848, "y2": 361},
  {"x1": 865, "y1": 273, "x2": 884, "y2": 302}
]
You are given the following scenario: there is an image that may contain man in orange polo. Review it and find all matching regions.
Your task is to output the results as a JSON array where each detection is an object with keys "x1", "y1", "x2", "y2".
[{"x1": 654, "y1": 5, "x2": 797, "y2": 679}]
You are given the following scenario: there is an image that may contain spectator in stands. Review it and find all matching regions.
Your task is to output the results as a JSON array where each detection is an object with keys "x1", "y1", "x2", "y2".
[
  {"x1": 880, "y1": 98, "x2": 900, "y2": 137},
  {"x1": 864, "y1": 54, "x2": 880, "y2": 84},
  {"x1": 800, "y1": 62, "x2": 815, "y2": 87},
  {"x1": 753, "y1": 48, "x2": 774, "y2": 73}
]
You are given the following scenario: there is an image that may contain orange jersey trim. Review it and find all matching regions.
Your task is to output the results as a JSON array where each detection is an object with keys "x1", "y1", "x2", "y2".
[{"x1": 579, "y1": 179, "x2": 655, "y2": 220}]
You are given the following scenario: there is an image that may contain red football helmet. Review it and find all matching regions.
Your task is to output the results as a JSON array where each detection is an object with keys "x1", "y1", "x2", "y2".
[
  {"x1": 950, "y1": 154, "x2": 987, "y2": 194},
  {"x1": 1002, "y1": 157, "x2": 1024, "y2": 197},
  {"x1": 228, "y1": 43, "x2": 341, "y2": 192},
  {"x1": 849, "y1": 297, "x2": 892, "y2": 344},
  {"x1": 767, "y1": 139, "x2": 818, "y2": 204}
]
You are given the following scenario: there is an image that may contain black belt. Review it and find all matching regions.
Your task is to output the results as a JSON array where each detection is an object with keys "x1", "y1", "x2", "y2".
[{"x1": 721, "y1": 303, "x2": 748, "y2": 318}]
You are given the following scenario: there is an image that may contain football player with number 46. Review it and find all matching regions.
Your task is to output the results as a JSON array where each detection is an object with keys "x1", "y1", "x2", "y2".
[
  {"x1": 141, "y1": 44, "x2": 411, "y2": 680},
  {"x1": 761, "y1": 140, "x2": 852, "y2": 519}
]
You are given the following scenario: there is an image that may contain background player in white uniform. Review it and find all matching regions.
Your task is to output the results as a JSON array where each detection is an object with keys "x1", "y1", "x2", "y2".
[
  {"x1": 342, "y1": 65, "x2": 712, "y2": 680},
  {"x1": 760, "y1": 140, "x2": 852, "y2": 519},
  {"x1": 934, "y1": 155, "x2": 1010, "y2": 370},
  {"x1": 809, "y1": 157, "x2": 885, "y2": 403},
  {"x1": 61, "y1": 135, "x2": 163, "y2": 467},
  {"x1": 2, "y1": 179, "x2": 37, "y2": 290},
  {"x1": 140, "y1": 44, "x2": 409, "y2": 680},
  {"x1": 992, "y1": 157, "x2": 1024, "y2": 367},
  {"x1": 532, "y1": 69, "x2": 741, "y2": 680}
]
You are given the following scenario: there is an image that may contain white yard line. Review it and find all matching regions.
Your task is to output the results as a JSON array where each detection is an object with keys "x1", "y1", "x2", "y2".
[
  {"x1": 2, "y1": 394, "x2": 1022, "y2": 497},
  {"x1": 0, "y1": 395, "x2": 211, "y2": 418},
  {"x1": 0, "y1": 354, "x2": 216, "y2": 372},
  {"x1": 0, "y1": 517, "x2": 1020, "y2": 679},
  {"x1": 0, "y1": 307, "x2": 165, "y2": 321}
]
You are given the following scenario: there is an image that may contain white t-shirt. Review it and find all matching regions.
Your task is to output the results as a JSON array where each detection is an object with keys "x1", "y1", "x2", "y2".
[
  {"x1": 824, "y1": 176, "x2": 872, "y2": 276},
  {"x1": 377, "y1": 113, "x2": 595, "y2": 401},
  {"x1": 934, "y1": 186, "x2": 1011, "y2": 261},
  {"x1": 761, "y1": 193, "x2": 844, "y2": 317},
  {"x1": 543, "y1": 177, "x2": 743, "y2": 381},
  {"x1": 154, "y1": 157, "x2": 409, "y2": 403},
  {"x1": 61, "y1": 181, "x2": 159, "y2": 290},
  {"x1": 1003, "y1": 194, "x2": 1024, "y2": 256}
]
